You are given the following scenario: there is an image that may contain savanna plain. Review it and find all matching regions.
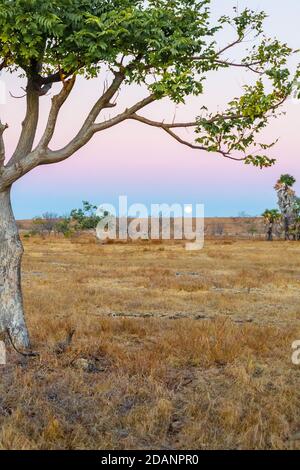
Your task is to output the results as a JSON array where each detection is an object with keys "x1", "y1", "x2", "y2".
[{"x1": 0, "y1": 235, "x2": 299, "y2": 450}]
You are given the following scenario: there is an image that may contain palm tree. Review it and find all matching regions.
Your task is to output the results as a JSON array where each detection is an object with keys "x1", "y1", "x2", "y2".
[
  {"x1": 290, "y1": 216, "x2": 300, "y2": 240},
  {"x1": 289, "y1": 198, "x2": 300, "y2": 240},
  {"x1": 274, "y1": 174, "x2": 297, "y2": 240},
  {"x1": 262, "y1": 209, "x2": 281, "y2": 241}
]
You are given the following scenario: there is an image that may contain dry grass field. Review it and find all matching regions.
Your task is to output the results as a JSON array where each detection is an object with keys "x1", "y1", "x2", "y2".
[{"x1": 0, "y1": 235, "x2": 299, "y2": 450}]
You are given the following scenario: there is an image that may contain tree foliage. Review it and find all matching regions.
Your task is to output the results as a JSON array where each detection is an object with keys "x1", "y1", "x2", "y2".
[
  {"x1": 30, "y1": 202, "x2": 104, "y2": 235},
  {"x1": 31, "y1": 212, "x2": 59, "y2": 235},
  {"x1": 0, "y1": 0, "x2": 296, "y2": 188},
  {"x1": 277, "y1": 174, "x2": 296, "y2": 188},
  {"x1": 262, "y1": 208, "x2": 281, "y2": 241},
  {"x1": 70, "y1": 201, "x2": 102, "y2": 230},
  {"x1": 262, "y1": 209, "x2": 281, "y2": 223}
]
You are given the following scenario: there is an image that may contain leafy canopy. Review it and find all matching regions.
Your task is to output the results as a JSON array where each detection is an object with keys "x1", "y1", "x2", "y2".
[
  {"x1": 278, "y1": 174, "x2": 296, "y2": 187},
  {"x1": 262, "y1": 209, "x2": 281, "y2": 222},
  {"x1": 0, "y1": 0, "x2": 221, "y2": 90},
  {"x1": 0, "y1": 0, "x2": 296, "y2": 175},
  {"x1": 70, "y1": 201, "x2": 106, "y2": 230}
]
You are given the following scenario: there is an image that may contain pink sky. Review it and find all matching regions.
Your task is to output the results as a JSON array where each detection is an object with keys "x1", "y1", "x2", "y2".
[{"x1": 1, "y1": 0, "x2": 300, "y2": 218}]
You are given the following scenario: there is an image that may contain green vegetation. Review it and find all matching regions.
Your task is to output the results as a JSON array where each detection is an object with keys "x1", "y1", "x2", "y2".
[
  {"x1": 262, "y1": 209, "x2": 281, "y2": 241},
  {"x1": 70, "y1": 201, "x2": 103, "y2": 231},
  {"x1": 30, "y1": 201, "x2": 106, "y2": 236},
  {"x1": 278, "y1": 174, "x2": 296, "y2": 187}
]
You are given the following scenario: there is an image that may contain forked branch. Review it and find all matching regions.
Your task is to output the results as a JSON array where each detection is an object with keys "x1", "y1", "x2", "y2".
[
  {"x1": 41, "y1": 93, "x2": 156, "y2": 165},
  {"x1": 8, "y1": 79, "x2": 40, "y2": 165},
  {"x1": 38, "y1": 75, "x2": 76, "y2": 150},
  {"x1": 38, "y1": 70, "x2": 126, "y2": 154},
  {"x1": 129, "y1": 114, "x2": 246, "y2": 161},
  {"x1": 0, "y1": 121, "x2": 8, "y2": 169}
]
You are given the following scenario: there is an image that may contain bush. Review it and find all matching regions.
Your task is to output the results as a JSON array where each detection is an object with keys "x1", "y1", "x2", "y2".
[
  {"x1": 70, "y1": 201, "x2": 105, "y2": 231},
  {"x1": 55, "y1": 217, "x2": 72, "y2": 237}
]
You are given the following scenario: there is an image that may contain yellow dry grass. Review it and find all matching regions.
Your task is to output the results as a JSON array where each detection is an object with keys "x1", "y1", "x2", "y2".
[{"x1": 0, "y1": 235, "x2": 299, "y2": 450}]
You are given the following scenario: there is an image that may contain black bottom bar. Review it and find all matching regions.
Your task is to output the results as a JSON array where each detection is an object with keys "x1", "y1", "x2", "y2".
[{"x1": 0, "y1": 450, "x2": 298, "y2": 466}]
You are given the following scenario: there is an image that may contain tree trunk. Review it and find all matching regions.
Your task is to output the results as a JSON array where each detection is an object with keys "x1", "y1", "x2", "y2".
[
  {"x1": 267, "y1": 223, "x2": 273, "y2": 241},
  {"x1": 0, "y1": 187, "x2": 30, "y2": 349},
  {"x1": 283, "y1": 216, "x2": 290, "y2": 241},
  {"x1": 276, "y1": 186, "x2": 296, "y2": 241}
]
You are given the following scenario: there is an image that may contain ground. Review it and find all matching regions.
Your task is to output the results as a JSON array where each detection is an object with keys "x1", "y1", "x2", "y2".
[{"x1": 0, "y1": 236, "x2": 299, "y2": 450}]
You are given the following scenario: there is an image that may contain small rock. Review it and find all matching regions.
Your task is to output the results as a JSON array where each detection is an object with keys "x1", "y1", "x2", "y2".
[
  {"x1": 175, "y1": 271, "x2": 200, "y2": 277},
  {"x1": 195, "y1": 314, "x2": 208, "y2": 320},
  {"x1": 169, "y1": 313, "x2": 188, "y2": 320},
  {"x1": 252, "y1": 366, "x2": 264, "y2": 378},
  {"x1": 234, "y1": 318, "x2": 254, "y2": 324},
  {"x1": 73, "y1": 358, "x2": 90, "y2": 371},
  {"x1": 72, "y1": 357, "x2": 106, "y2": 373}
]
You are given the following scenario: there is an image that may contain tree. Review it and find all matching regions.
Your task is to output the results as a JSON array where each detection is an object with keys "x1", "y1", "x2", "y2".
[
  {"x1": 211, "y1": 222, "x2": 224, "y2": 237},
  {"x1": 0, "y1": 0, "x2": 295, "y2": 348},
  {"x1": 54, "y1": 216, "x2": 72, "y2": 237},
  {"x1": 31, "y1": 212, "x2": 59, "y2": 236},
  {"x1": 288, "y1": 197, "x2": 300, "y2": 240},
  {"x1": 247, "y1": 225, "x2": 258, "y2": 239},
  {"x1": 262, "y1": 209, "x2": 281, "y2": 241},
  {"x1": 238, "y1": 211, "x2": 251, "y2": 218},
  {"x1": 70, "y1": 201, "x2": 102, "y2": 230},
  {"x1": 275, "y1": 174, "x2": 297, "y2": 240}
]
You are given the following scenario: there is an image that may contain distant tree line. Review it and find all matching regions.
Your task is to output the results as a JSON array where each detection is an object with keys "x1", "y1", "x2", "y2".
[
  {"x1": 28, "y1": 201, "x2": 104, "y2": 237},
  {"x1": 28, "y1": 182, "x2": 300, "y2": 242}
]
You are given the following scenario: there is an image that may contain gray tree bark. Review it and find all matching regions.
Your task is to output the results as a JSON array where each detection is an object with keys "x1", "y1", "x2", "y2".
[
  {"x1": 0, "y1": 187, "x2": 30, "y2": 349},
  {"x1": 276, "y1": 185, "x2": 297, "y2": 240},
  {"x1": 266, "y1": 221, "x2": 274, "y2": 241}
]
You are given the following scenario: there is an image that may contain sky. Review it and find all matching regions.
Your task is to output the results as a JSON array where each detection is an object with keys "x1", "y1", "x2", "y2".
[{"x1": 1, "y1": 0, "x2": 300, "y2": 219}]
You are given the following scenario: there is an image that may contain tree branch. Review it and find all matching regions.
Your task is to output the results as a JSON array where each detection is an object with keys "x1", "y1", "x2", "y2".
[
  {"x1": 191, "y1": 35, "x2": 265, "y2": 73},
  {"x1": 0, "y1": 58, "x2": 7, "y2": 71},
  {"x1": 191, "y1": 56, "x2": 264, "y2": 74},
  {"x1": 0, "y1": 121, "x2": 8, "y2": 170},
  {"x1": 217, "y1": 39, "x2": 243, "y2": 56},
  {"x1": 39, "y1": 93, "x2": 156, "y2": 166},
  {"x1": 129, "y1": 114, "x2": 246, "y2": 161},
  {"x1": 37, "y1": 76, "x2": 76, "y2": 150},
  {"x1": 8, "y1": 78, "x2": 40, "y2": 165},
  {"x1": 129, "y1": 115, "x2": 199, "y2": 129},
  {"x1": 36, "y1": 70, "x2": 125, "y2": 155},
  {"x1": 80, "y1": 71, "x2": 125, "y2": 130},
  {"x1": 0, "y1": 70, "x2": 142, "y2": 188},
  {"x1": 37, "y1": 69, "x2": 74, "y2": 86},
  {"x1": 212, "y1": 59, "x2": 263, "y2": 72}
]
